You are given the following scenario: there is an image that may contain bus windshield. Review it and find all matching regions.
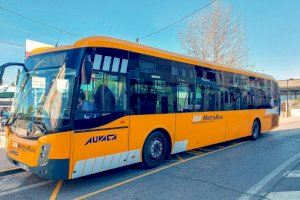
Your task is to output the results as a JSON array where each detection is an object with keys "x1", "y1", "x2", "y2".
[{"x1": 7, "y1": 50, "x2": 80, "y2": 138}]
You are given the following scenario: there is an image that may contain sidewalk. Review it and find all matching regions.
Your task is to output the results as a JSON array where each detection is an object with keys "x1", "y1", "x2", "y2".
[
  {"x1": 280, "y1": 116, "x2": 300, "y2": 124},
  {"x1": 0, "y1": 147, "x2": 16, "y2": 171},
  {"x1": 276, "y1": 116, "x2": 300, "y2": 131},
  {"x1": 0, "y1": 132, "x2": 16, "y2": 171}
]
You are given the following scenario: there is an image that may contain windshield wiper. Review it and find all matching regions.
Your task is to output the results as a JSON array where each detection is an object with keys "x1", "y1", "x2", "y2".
[
  {"x1": 32, "y1": 119, "x2": 48, "y2": 133},
  {"x1": 6, "y1": 113, "x2": 22, "y2": 126}
]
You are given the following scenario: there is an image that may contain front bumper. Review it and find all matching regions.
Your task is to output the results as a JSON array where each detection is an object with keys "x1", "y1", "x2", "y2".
[{"x1": 7, "y1": 156, "x2": 69, "y2": 180}]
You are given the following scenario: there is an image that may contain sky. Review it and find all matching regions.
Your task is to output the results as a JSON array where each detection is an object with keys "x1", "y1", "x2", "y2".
[{"x1": 0, "y1": 0, "x2": 300, "y2": 83}]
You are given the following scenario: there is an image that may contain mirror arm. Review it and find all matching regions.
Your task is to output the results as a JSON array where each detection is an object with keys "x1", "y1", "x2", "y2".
[{"x1": 0, "y1": 62, "x2": 28, "y2": 72}]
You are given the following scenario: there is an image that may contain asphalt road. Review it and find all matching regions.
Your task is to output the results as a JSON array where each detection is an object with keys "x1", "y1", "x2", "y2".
[{"x1": 0, "y1": 118, "x2": 299, "y2": 200}]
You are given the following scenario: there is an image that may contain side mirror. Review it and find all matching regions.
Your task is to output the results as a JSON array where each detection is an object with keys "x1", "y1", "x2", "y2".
[
  {"x1": 81, "y1": 59, "x2": 93, "y2": 84},
  {"x1": 0, "y1": 62, "x2": 28, "y2": 85}
]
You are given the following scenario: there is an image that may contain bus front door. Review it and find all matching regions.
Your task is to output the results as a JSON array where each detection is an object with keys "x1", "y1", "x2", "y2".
[{"x1": 71, "y1": 115, "x2": 130, "y2": 179}]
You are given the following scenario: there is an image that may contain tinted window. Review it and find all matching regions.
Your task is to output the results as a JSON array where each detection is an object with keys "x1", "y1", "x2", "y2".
[
  {"x1": 171, "y1": 65, "x2": 179, "y2": 75},
  {"x1": 129, "y1": 53, "x2": 176, "y2": 114},
  {"x1": 177, "y1": 83, "x2": 194, "y2": 112}
]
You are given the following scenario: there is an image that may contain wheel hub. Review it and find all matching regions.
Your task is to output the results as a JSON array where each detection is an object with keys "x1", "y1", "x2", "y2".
[{"x1": 150, "y1": 138, "x2": 163, "y2": 159}]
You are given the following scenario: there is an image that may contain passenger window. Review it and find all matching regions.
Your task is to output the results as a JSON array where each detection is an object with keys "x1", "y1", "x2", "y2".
[
  {"x1": 129, "y1": 53, "x2": 176, "y2": 114},
  {"x1": 181, "y1": 68, "x2": 187, "y2": 77},
  {"x1": 140, "y1": 61, "x2": 156, "y2": 73},
  {"x1": 177, "y1": 83, "x2": 194, "y2": 112},
  {"x1": 171, "y1": 66, "x2": 179, "y2": 75},
  {"x1": 195, "y1": 85, "x2": 204, "y2": 111},
  {"x1": 76, "y1": 72, "x2": 127, "y2": 119}
]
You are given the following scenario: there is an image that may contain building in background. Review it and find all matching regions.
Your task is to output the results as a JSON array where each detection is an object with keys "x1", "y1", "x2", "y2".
[
  {"x1": 0, "y1": 84, "x2": 15, "y2": 111},
  {"x1": 25, "y1": 39, "x2": 53, "y2": 58},
  {"x1": 278, "y1": 78, "x2": 300, "y2": 117}
]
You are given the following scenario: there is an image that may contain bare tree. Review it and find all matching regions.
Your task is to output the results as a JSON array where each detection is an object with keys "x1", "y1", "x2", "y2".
[{"x1": 179, "y1": 2, "x2": 248, "y2": 68}]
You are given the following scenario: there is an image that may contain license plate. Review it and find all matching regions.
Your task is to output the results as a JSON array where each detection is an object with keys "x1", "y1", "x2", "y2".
[{"x1": 17, "y1": 162, "x2": 29, "y2": 171}]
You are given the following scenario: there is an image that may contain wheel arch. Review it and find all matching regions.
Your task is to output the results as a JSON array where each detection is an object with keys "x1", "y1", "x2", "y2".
[{"x1": 254, "y1": 117, "x2": 261, "y2": 132}]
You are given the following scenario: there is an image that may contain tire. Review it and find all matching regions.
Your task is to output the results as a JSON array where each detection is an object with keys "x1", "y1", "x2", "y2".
[
  {"x1": 142, "y1": 131, "x2": 168, "y2": 168},
  {"x1": 251, "y1": 119, "x2": 261, "y2": 140}
]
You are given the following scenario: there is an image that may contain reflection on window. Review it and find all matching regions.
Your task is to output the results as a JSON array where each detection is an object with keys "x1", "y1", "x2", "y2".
[
  {"x1": 120, "y1": 59, "x2": 128, "y2": 73},
  {"x1": 177, "y1": 83, "x2": 193, "y2": 112},
  {"x1": 93, "y1": 54, "x2": 102, "y2": 70},
  {"x1": 112, "y1": 58, "x2": 120, "y2": 72},
  {"x1": 171, "y1": 66, "x2": 179, "y2": 75},
  {"x1": 189, "y1": 69, "x2": 194, "y2": 78},
  {"x1": 140, "y1": 61, "x2": 155, "y2": 73},
  {"x1": 195, "y1": 85, "x2": 204, "y2": 111},
  {"x1": 182, "y1": 68, "x2": 187, "y2": 77},
  {"x1": 130, "y1": 78, "x2": 175, "y2": 114},
  {"x1": 102, "y1": 56, "x2": 112, "y2": 71}
]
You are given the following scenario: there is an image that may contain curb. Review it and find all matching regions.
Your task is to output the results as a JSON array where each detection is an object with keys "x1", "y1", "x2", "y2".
[{"x1": 0, "y1": 168, "x2": 24, "y2": 177}]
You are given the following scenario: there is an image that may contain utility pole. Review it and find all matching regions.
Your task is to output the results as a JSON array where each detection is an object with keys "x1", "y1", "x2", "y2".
[{"x1": 287, "y1": 78, "x2": 294, "y2": 117}]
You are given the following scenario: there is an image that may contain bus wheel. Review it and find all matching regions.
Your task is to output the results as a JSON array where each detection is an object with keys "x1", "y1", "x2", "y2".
[
  {"x1": 251, "y1": 119, "x2": 261, "y2": 140},
  {"x1": 142, "y1": 131, "x2": 167, "y2": 168}
]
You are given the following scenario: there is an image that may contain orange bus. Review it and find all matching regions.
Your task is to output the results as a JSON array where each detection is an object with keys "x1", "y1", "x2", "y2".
[{"x1": 2, "y1": 36, "x2": 280, "y2": 180}]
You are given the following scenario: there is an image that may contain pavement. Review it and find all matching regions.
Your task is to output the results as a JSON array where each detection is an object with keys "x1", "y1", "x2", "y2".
[
  {"x1": 0, "y1": 132, "x2": 16, "y2": 171},
  {"x1": 0, "y1": 117, "x2": 299, "y2": 199},
  {"x1": 265, "y1": 162, "x2": 300, "y2": 200}
]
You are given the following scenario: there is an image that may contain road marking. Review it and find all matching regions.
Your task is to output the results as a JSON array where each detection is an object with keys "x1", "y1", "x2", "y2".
[
  {"x1": 266, "y1": 191, "x2": 300, "y2": 200},
  {"x1": 50, "y1": 180, "x2": 63, "y2": 200},
  {"x1": 74, "y1": 141, "x2": 248, "y2": 200},
  {"x1": 238, "y1": 153, "x2": 300, "y2": 200},
  {"x1": 0, "y1": 181, "x2": 52, "y2": 197},
  {"x1": 176, "y1": 154, "x2": 184, "y2": 161},
  {"x1": 285, "y1": 170, "x2": 300, "y2": 178}
]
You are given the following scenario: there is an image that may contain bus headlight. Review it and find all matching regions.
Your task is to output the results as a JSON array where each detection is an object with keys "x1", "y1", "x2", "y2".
[{"x1": 38, "y1": 144, "x2": 50, "y2": 166}]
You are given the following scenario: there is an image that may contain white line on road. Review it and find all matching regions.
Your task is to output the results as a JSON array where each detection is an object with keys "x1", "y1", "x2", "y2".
[
  {"x1": 238, "y1": 153, "x2": 300, "y2": 200},
  {"x1": 0, "y1": 181, "x2": 52, "y2": 197},
  {"x1": 266, "y1": 191, "x2": 300, "y2": 200},
  {"x1": 285, "y1": 170, "x2": 300, "y2": 178}
]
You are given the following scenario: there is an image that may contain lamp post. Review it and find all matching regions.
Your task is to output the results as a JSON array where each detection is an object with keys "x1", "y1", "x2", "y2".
[{"x1": 287, "y1": 78, "x2": 294, "y2": 117}]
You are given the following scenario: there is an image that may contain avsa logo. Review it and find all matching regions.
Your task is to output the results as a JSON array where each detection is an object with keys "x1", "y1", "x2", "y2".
[{"x1": 85, "y1": 134, "x2": 117, "y2": 145}]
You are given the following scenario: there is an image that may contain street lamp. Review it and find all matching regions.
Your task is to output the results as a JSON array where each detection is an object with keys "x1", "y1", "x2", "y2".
[{"x1": 287, "y1": 78, "x2": 294, "y2": 117}]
